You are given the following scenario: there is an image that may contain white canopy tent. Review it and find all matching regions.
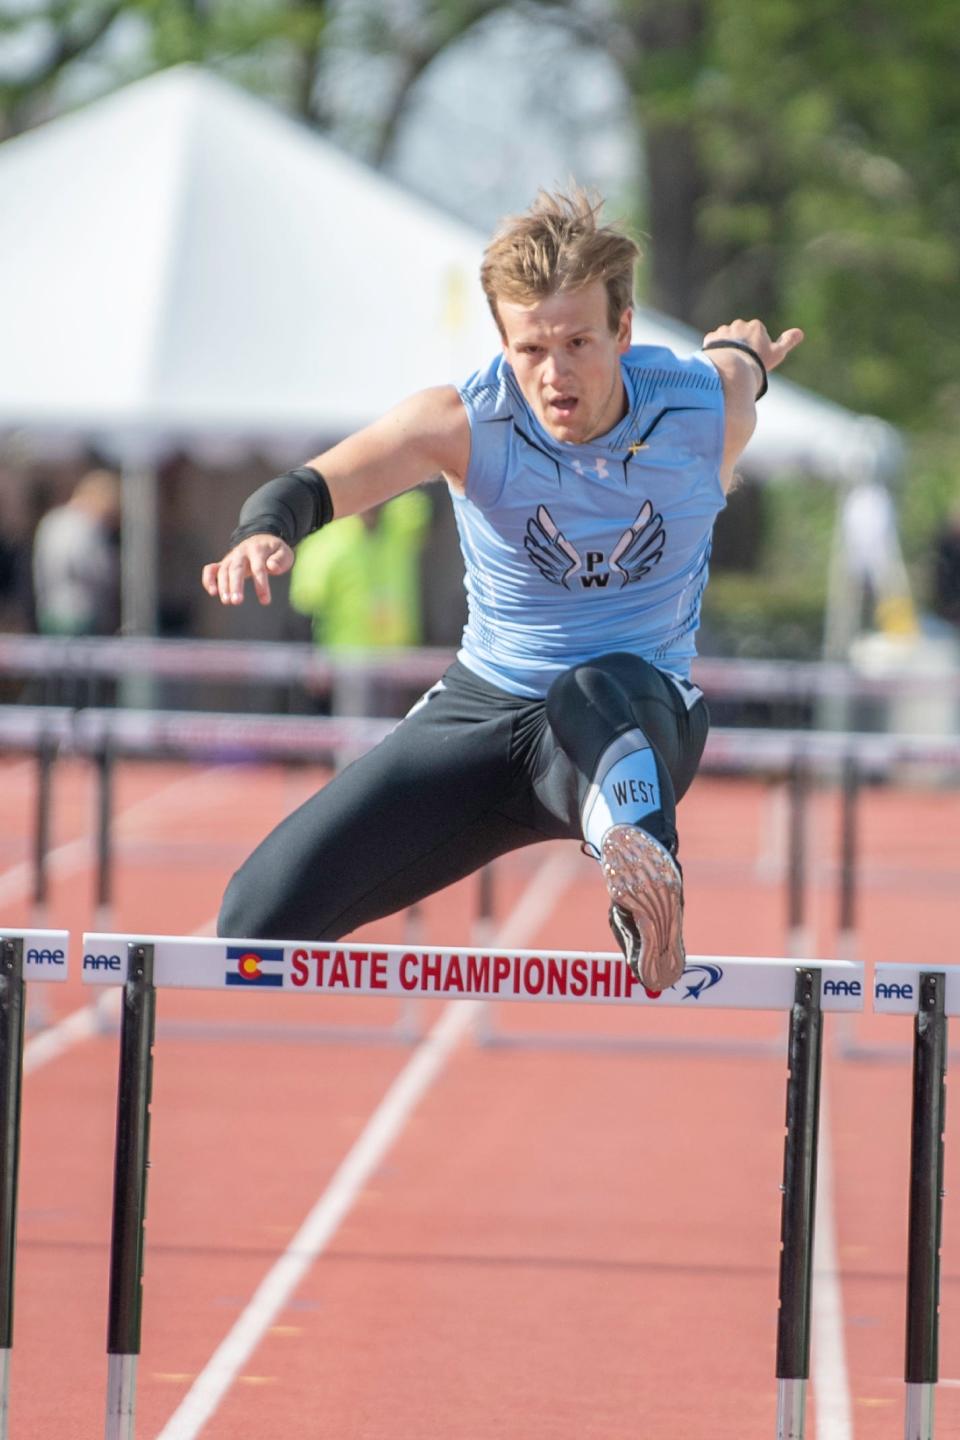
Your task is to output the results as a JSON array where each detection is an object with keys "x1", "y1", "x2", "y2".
[{"x1": 0, "y1": 64, "x2": 903, "y2": 634}]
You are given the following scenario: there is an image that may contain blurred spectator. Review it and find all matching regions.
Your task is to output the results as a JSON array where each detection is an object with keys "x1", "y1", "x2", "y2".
[
  {"x1": 0, "y1": 524, "x2": 29, "y2": 631},
  {"x1": 840, "y1": 478, "x2": 917, "y2": 637},
  {"x1": 932, "y1": 503, "x2": 960, "y2": 626},
  {"x1": 32, "y1": 469, "x2": 121, "y2": 635},
  {"x1": 157, "y1": 452, "x2": 206, "y2": 637},
  {"x1": 289, "y1": 489, "x2": 430, "y2": 649}
]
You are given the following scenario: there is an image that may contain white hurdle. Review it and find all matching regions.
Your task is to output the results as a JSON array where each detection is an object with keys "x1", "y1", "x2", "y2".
[{"x1": 83, "y1": 931, "x2": 862, "y2": 1440}]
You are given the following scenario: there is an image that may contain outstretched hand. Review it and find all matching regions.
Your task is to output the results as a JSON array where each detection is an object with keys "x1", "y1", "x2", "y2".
[
  {"x1": 201, "y1": 534, "x2": 295, "y2": 607},
  {"x1": 703, "y1": 319, "x2": 805, "y2": 376}
]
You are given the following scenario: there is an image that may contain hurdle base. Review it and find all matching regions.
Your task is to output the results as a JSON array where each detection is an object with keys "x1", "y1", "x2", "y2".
[
  {"x1": 905, "y1": 1381, "x2": 935, "y2": 1440},
  {"x1": 105, "y1": 1353, "x2": 137, "y2": 1440},
  {"x1": 776, "y1": 1377, "x2": 806, "y2": 1439}
]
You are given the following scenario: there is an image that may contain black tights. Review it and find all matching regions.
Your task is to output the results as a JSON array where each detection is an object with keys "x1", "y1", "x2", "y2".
[{"x1": 218, "y1": 654, "x2": 708, "y2": 941}]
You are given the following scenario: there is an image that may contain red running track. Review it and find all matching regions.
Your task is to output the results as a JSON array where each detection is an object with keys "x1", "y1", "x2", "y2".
[{"x1": 1, "y1": 756, "x2": 958, "y2": 1437}]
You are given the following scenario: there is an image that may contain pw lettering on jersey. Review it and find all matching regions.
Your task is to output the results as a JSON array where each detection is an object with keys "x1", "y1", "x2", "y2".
[{"x1": 524, "y1": 503, "x2": 666, "y2": 591}]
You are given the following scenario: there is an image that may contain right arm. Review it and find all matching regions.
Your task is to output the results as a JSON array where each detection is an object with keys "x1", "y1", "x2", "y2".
[
  {"x1": 202, "y1": 385, "x2": 470, "y2": 607},
  {"x1": 701, "y1": 320, "x2": 804, "y2": 492}
]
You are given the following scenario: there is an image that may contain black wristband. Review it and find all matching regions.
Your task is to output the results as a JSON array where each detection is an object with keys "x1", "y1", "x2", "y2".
[
  {"x1": 702, "y1": 339, "x2": 768, "y2": 400},
  {"x1": 229, "y1": 466, "x2": 334, "y2": 550}
]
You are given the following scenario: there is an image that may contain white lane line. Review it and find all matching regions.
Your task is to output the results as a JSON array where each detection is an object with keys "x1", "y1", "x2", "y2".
[
  {"x1": 13, "y1": 760, "x2": 243, "y2": 1074},
  {"x1": 154, "y1": 848, "x2": 577, "y2": 1440},
  {"x1": 0, "y1": 766, "x2": 242, "y2": 907},
  {"x1": 812, "y1": 1072, "x2": 854, "y2": 1439},
  {"x1": 755, "y1": 779, "x2": 788, "y2": 883},
  {"x1": 23, "y1": 988, "x2": 120, "y2": 1075},
  {"x1": 0, "y1": 839, "x2": 89, "y2": 908}
]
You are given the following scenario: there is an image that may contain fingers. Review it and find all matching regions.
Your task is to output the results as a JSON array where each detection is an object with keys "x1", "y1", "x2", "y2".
[
  {"x1": 771, "y1": 327, "x2": 805, "y2": 363},
  {"x1": 264, "y1": 541, "x2": 295, "y2": 575},
  {"x1": 201, "y1": 537, "x2": 295, "y2": 607},
  {"x1": 703, "y1": 319, "x2": 805, "y2": 376},
  {"x1": 248, "y1": 551, "x2": 273, "y2": 606},
  {"x1": 217, "y1": 549, "x2": 253, "y2": 606},
  {"x1": 249, "y1": 538, "x2": 295, "y2": 603}
]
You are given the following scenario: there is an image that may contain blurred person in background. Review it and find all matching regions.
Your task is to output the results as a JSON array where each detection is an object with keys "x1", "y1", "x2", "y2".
[
  {"x1": 202, "y1": 187, "x2": 803, "y2": 990},
  {"x1": 289, "y1": 489, "x2": 430, "y2": 649},
  {"x1": 932, "y1": 500, "x2": 960, "y2": 629},
  {"x1": 0, "y1": 505, "x2": 29, "y2": 634},
  {"x1": 32, "y1": 469, "x2": 121, "y2": 636}
]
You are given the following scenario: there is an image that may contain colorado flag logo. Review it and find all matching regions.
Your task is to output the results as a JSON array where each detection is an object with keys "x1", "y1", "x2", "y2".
[{"x1": 225, "y1": 945, "x2": 285, "y2": 987}]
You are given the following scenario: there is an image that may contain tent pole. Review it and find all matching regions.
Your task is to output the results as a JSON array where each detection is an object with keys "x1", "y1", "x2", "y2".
[{"x1": 120, "y1": 458, "x2": 158, "y2": 707}]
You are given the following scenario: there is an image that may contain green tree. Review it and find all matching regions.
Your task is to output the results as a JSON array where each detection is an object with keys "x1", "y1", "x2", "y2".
[
  {"x1": 3, "y1": 0, "x2": 958, "y2": 433},
  {"x1": 0, "y1": 1, "x2": 125, "y2": 137},
  {"x1": 608, "y1": 0, "x2": 960, "y2": 427}
]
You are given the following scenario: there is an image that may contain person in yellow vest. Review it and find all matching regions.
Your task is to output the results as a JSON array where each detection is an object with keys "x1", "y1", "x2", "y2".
[{"x1": 289, "y1": 489, "x2": 430, "y2": 649}]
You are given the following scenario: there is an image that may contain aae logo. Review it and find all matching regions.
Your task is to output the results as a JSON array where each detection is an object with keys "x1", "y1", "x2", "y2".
[
  {"x1": 875, "y1": 981, "x2": 914, "y2": 1001},
  {"x1": 83, "y1": 952, "x2": 122, "y2": 972},
  {"x1": 823, "y1": 978, "x2": 861, "y2": 997},
  {"x1": 26, "y1": 947, "x2": 65, "y2": 967}
]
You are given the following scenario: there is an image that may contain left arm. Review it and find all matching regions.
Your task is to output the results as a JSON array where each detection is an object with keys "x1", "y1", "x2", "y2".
[{"x1": 701, "y1": 320, "x2": 805, "y2": 491}]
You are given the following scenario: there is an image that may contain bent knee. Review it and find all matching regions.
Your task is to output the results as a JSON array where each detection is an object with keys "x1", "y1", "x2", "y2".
[
  {"x1": 545, "y1": 662, "x2": 601, "y2": 724},
  {"x1": 545, "y1": 655, "x2": 639, "y2": 729}
]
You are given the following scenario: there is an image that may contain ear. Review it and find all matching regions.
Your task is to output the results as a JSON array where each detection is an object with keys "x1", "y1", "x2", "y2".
[{"x1": 616, "y1": 307, "x2": 633, "y2": 353}]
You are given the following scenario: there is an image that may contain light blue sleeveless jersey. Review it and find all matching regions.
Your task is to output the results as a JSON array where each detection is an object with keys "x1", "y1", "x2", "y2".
[{"x1": 452, "y1": 345, "x2": 726, "y2": 698}]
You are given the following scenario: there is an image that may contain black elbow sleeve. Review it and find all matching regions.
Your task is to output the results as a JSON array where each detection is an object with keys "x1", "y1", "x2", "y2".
[{"x1": 229, "y1": 467, "x2": 335, "y2": 550}]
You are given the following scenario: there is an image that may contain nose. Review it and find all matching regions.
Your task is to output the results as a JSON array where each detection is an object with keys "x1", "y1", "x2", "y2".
[{"x1": 542, "y1": 350, "x2": 571, "y2": 388}]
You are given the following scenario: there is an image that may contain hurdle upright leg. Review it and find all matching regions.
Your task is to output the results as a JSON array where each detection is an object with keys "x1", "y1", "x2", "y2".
[
  {"x1": 904, "y1": 971, "x2": 947, "y2": 1440},
  {"x1": 95, "y1": 743, "x2": 115, "y2": 931},
  {"x1": 0, "y1": 938, "x2": 26, "y2": 1440},
  {"x1": 836, "y1": 754, "x2": 860, "y2": 962},
  {"x1": 776, "y1": 967, "x2": 823, "y2": 1440},
  {"x1": 786, "y1": 756, "x2": 811, "y2": 960},
  {"x1": 32, "y1": 741, "x2": 54, "y2": 924},
  {"x1": 105, "y1": 942, "x2": 156, "y2": 1440}
]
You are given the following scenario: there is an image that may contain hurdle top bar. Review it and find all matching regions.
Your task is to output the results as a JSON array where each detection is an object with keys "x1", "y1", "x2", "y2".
[
  {"x1": 873, "y1": 963, "x2": 960, "y2": 1015},
  {"x1": 2, "y1": 634, "x2": 960, "y2": 698},
  {"x1": 0, "y1": 707, "x2": 73, "y2": 749},
  {"x1": 0, "y1": 930, "x2": 69, "y2": 981},
  {"x1": 81, "y1": 934, "x2": 864, "y2": 1011},
  {"x1": 4, "y1": 704, "x2": 960, "y2": 778},
  {"x1": 73, "y1": 706, "x2": 393, "y2": 760}
]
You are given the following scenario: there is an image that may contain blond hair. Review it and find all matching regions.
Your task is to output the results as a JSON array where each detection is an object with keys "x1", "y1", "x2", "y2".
[{"x1": 480, "y1": 187, "x2": 640, "y2": 337}]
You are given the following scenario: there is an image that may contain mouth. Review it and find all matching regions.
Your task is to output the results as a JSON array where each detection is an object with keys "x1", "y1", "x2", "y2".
[{"x1": 545, "y1": 395, "x2": 578, "y2": 421}]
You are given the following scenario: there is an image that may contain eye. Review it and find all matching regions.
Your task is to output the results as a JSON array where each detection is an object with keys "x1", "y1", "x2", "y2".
[{"x1": 570, "y1": 337, "x2": 589, "y2": 349}]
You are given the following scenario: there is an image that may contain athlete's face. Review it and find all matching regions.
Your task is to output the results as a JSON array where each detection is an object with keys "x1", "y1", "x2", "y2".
[{"x1": 497, "y1": 282, "x2": 632, "y2": 445}]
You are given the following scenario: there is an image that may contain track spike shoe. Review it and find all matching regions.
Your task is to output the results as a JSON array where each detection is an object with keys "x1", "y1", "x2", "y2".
[{"x1": 601, "y1": 824, "x2": 685, "y2": 990}]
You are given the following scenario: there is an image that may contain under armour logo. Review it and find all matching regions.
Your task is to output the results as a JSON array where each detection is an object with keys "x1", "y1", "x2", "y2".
[{"x1": 571, "y1": 457, "x2": 610, "y2": 480}]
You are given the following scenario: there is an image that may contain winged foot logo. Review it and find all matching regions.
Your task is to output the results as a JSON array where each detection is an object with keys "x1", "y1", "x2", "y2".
[
  {"x1": 524, "y1": 503, "x2": 666, "y2": 590},
  {"x1": 644, "y1": 962, "x2": 724, "y2": 1001}
]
